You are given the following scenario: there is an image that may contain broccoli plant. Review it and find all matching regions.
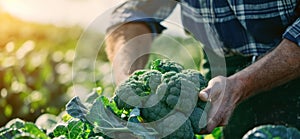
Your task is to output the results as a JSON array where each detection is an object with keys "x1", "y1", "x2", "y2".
[
  {"x1": 113, "y1": 59, "x2": 208, "y2": 138},
  {"x1": 0, "y1": 59, "x2": 209, "y2": 139},
  {"x1": 242, "y1": 125, "x2": 300, "y2": 139}
]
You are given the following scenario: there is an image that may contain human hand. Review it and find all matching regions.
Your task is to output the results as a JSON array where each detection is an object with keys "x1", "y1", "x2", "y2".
[{"x1": 198, "y1": 76, "x2": 245, "y2": 133}]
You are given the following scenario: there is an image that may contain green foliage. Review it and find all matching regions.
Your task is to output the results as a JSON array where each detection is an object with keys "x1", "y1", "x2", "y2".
[
  {"x1": 242, "y1": 125, "x2": 300, "y2": 139},
  {"x1": 0, "y1": 13, "x2": 82, "y2": 126},
  {"x1": 211, "y1": 127, "x2": 223, "y2": 139},
  {"x1": 0, "y1": 13, "x2": 113, "y2": 127},
  {"x1": 59, "y1": 59, "x2": 222, "y2": 139},
  {"x1": 0, "y1": 116, "x2": 108, "y2": 139},
  {"x1": 0, "y1": 119, "x2": 49, "y2": 139},
  {"x1": 150, "y1": 59, "x2": 184, "y2": 73},
  {"x1": 65, "y1": 91, "x2": 157, "y2": 139},
  {"x1": 51, "y1": 119, "x2": 91, "y2": 139}
]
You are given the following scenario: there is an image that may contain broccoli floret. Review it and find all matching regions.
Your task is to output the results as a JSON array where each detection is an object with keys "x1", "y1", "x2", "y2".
[
  {"x1": 189, "y1": 108, "x2": 207, "y2": 133},
  {"x1": 157, "y1": 112, "x2": 194, "y2": 139},
  {"x1": 141, "y1": 102, "x2": 171, "y2": 121},
  {"x1": 150, "y1": 59, "x2": 183, "y2": 73},
  {"x1": 242, "y1": 125, "x2": 300, "y2": 139},
  {"x1": 113, "y1": 59, "x2": 208, "y2": 139}
]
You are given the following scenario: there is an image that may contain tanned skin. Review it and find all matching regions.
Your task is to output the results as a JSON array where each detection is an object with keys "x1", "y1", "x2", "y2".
[
  {"x1": 199, "y1": 39, "x2": 300, "y2": 133},
  {"x1": 105, "y1": 23, "x2": 152, "y2": 84}
]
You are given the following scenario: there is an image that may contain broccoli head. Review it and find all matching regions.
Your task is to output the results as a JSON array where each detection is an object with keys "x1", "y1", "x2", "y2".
[{"x1": 113, "y1": 59, "x2": 208, "y2": 139}]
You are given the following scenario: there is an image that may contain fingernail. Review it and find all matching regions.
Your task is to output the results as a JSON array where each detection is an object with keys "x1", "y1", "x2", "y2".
[{"x1": 199, "y1": 91, "x2": 208, "y2": 101}]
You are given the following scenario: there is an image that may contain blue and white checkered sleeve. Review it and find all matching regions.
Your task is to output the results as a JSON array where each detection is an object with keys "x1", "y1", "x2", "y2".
[
  {"x1": 283, "y1": 18, "x2": 300, "y2": 46},
  {"x1": 108, "y1": 0, "x2": 177, "y2": 34}
]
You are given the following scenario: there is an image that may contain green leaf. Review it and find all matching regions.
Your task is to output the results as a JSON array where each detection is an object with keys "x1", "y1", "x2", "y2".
[
  {"x1": 243, "y1": 125, "x2": 300, "y2": 139},
  {"x1": 66, "y1": 120, "x2": 85, "y2": 139},
  {"x1": 66, "y1": 97, "x2": 88, "y2": 121},
  {"x1": 0, "y1": 128, "x2": 22, "y2": 139},
  {"x1": 1, "y1": 119, "x2": 49, "y2": 139},
  {"x1": 127, "y1": 108, "x2": 158, "y2": 138},
  {"x1": 86, "y1": 96, "x2": 127, "y2": 132},
  {"x1": 53, "y1": 125, "x2": 68, "y2": 137},
  {"x1": 13, "y1": 132, "x2": 37, "y2": 139},
  {"x1": 62, "y1": 113, "x2": 72, "y2": 122},
  {"x1": 5, "y1": 118, "x2": 25, "y2": 129},
  {"x1": 85, "y1": 88, "x2": 101, "y2": 104},
  {"x1": 65, "y1": 95, "x2": 161, "y2": 138},
  {"x1": 52, "y1": 119, "x2": 90, "y2": 139},
  {"x1": 23, "y1": 122, "x2": 49, "y2": 139},
  {"x1": 86, "y1": 96, "x2": 159, "y2": 138},
  {"x1": 100, "y1": 96, "x2": 123, "y2": 116},
  {"x1": 35, "y1": 114, "x2": 59, "y2": 131},
  {"x1": 211, "y1": 127, "x2": 223, "y2": 139}
]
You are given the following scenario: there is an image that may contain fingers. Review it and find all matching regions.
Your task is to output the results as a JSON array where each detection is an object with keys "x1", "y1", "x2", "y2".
[
  {"x1": 199, "y1": 119, "x2": 220, "y2": 134},
  {"x1": 198, "y1": 76, "x2": 229, "y2": 134},
  {"x1": 198, "y1": 81, "x2": 213, "y2": 102},
  {"x1": 199, "y1": 90, "x2": 209, "y2": 101},
  {"x1": 199, "y1": 110, "x2": 224, "y2": 134},
  {"x1": 219, "y1": 108, "x2": 231, "y2": 126},
  {"x1": 199, "y1": 80, "x2": 211, "y2": 101},
  {"x1": 199, "y1": 76, "x2": 225, "y2": 101},
  {"x1": 198, "y1": 85, "x2": 220, "y2": 102}
]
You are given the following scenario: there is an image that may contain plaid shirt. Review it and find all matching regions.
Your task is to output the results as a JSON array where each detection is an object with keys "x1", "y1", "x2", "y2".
[{"x1": 110, "y1": 0, "x2": 300, "y2": 56}]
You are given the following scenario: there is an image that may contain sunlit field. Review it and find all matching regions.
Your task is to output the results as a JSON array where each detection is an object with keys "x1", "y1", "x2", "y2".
[
  {"x1": 0, "y1": 11, "x2": 203, "y2": 127},
  {"x1": 0, "y1": 12, "x2": 83, "y2": 125},
  {"x1": 1, "y1": 0, "x2": 299, "y2": 138},
  {"x1": 0, "y1": 12, "x2": 119, "y2": 124}
]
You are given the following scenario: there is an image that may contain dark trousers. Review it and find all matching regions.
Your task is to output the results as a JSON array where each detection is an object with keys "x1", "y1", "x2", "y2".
[{"x1": 202, "y1": 52, "x2": 300, "y2": 138}]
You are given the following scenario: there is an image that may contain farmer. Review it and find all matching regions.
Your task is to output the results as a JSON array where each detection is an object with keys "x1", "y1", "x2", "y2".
[{"x1": 105, "y1": 0, "x2": 300, "y2": 137}]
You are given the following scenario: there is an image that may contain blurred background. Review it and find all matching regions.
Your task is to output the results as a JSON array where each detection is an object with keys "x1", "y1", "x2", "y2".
[{"x1": 0, "y1": 0, "x2": 203, "y2": 126}]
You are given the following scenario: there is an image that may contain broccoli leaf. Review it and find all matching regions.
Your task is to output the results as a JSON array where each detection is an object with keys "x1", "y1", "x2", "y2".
[
  {"x1": 51, "y1": 119, "x2": 91, "y2": 139},
  {"x1": 66, "y1": 120, "x2": 85, "y2": 139},
  {"x1": 66, "y1": 96, "x2": 88, "y2": 121},
  {"x1": 67, "y1": 95, "x2": 159, "y2": 139},
  {"x1": 22, "y1": 122, "x2": 49, "y2": 139},
  {"x1": 243, "y1": 125, "x2": 300, "y2": 139},
  {"x1": 0, "y1": 118, "x2": 49, "y2": 139},
  {"x1": 0, "y1": 128, "x2": 22, "y2": 139},
  {"x1": 35, "y1": 113, "x2": 60, "y2": 134},
  {"x1": 86, "y1": 96, "x2": 126, "y2": 132},
  {"x1": 85, "y1": 87, "x2": 102, "y2": 104},
  {"x1": 127, "y1": 108, "x2": 158, "y2": 139},
  {"x1": 100, "y1": 95, "x2": 123, "y2": 117},
  {"x1": 52, "y1": 125, "x2": 68, "y2": 137}
]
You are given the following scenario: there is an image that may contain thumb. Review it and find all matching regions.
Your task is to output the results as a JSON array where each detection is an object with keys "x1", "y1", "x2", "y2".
[{"x1": 199, "y1": 88, "x2": 210, "y2": 102}]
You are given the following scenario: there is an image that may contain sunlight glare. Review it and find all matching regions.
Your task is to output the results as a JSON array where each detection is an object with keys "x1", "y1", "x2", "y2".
[{"x1": 0, "y1": 0, "x2": 126, "y2": 27}]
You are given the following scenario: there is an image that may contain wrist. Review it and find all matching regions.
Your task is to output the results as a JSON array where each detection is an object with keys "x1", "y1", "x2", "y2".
[{"x1": 228, "y1": 73, "x2": 251, "y2": 104}]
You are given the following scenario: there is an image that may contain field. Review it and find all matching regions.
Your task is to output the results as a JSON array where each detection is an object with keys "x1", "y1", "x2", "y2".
[
  {"x1": 0, "y1": 12, "x2": 80, "y2": 125},
  {"x1": 0, "y1": 12, "x2": 223, "y2": 138}
]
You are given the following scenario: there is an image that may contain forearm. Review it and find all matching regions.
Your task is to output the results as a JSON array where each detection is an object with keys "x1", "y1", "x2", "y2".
[
  {"x1": 105, "y1": 23, "x2": 152, "y2": 84},
  {"x1": 230, "y1": 39, "x2": 300, "y2": 102}
]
